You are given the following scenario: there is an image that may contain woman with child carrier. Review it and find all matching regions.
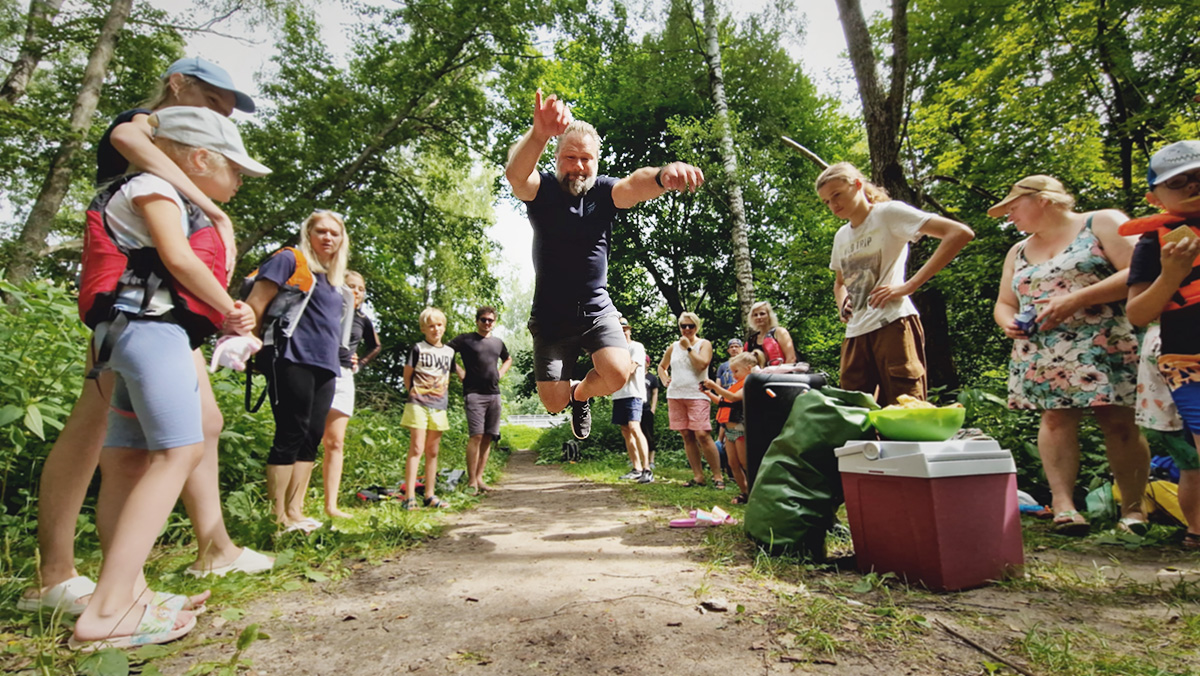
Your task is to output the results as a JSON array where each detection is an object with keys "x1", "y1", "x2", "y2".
[
  {"x1": 20, "y1": 57, "x2": 272, "y2": 626},
  {"x1": 991, "y1": 175, "x2": 1149, "y2": 537},
  {"x1": 246, "y1": 210, "x2": 354, "y2": 534}
]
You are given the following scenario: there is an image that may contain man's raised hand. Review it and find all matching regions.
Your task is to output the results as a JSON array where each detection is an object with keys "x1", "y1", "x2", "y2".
[
  {"x1": 659, "y1": 162, "x2": 705, "y2": 193},
  {"x1": 532, "y1": 89, "x2": 572, "y2": 141}
]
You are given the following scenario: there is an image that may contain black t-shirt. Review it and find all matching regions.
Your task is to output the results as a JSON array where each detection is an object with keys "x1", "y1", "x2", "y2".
[
  {"x1": 96, "y1": 108, "x2": 151, "y2": 186},
  {"x1": 448, "y1": 332, "x2": 510, "y2": 395},
  {"x1": 1129, "y1": 231, "x2": 1200, "y2": 356},
  {"x1": 339, "y1": 311, "x2": 379, "y2": 369},
  {"x1": 642, "y1": 372, "x2": 660, "y2": 413},
  {"x1": 525, "y1": 172, "x2": 623, "y2": 320}
]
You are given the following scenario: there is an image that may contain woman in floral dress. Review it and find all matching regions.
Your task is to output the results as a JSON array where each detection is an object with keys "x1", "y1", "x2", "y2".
[{"x1": 991, "y1": 175, "x2": 1150, "y2": 536}]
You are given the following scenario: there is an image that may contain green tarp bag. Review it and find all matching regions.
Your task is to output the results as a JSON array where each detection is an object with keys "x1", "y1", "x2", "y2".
[{"x1": 744, "y1": 387, "x2": 877, "y2": 560}]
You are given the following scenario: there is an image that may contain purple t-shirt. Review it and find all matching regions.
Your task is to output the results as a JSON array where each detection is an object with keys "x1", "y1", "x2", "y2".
[
  {"x1": 525, "y1": 172, "x2": 623, "y2": 320},
  {"x1": 257, "y1": 250, "x2": 343, "y2": 376}
]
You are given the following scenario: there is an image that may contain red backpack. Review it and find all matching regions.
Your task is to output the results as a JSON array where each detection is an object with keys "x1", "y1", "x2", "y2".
[{"x1": 79, "y1": 174, "x2": 227, "y2": 376}]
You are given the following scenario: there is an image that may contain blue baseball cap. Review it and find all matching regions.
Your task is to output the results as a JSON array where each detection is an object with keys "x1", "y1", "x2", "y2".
[
  {"x1": 163, "y1": 57, "x2": 255, "y2": 113},
  {"x1": 1148, "y1": 141, "x2": 1200, "y2": 188}
]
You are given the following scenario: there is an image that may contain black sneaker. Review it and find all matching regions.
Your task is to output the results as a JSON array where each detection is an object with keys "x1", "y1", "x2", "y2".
[
  {"x1": 638, "y1": 469, "x2": 653, "y2": 484},
  {"x1": 569, "y1": 386, "x2": 591, "y2": 439},
  {"x1": 619, "y1": 470, "x2": 642, "y2": 480}
]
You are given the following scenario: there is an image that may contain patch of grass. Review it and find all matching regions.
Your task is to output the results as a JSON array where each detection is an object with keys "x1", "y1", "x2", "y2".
[
  {"x1": 1015, "y1": 623, "x2": 1197, "y2": 676},
  {"x1": 499, "y1": 424, "x2": 543, "y2": 451}
]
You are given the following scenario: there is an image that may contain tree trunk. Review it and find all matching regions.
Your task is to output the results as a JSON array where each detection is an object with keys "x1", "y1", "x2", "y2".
[
  {"x1": 697, "y1": 0, "x2": 754, "y2": 325},
  {"x1": 834, "y1": 0, "x2": 959, "y2": 392},
  {"x1": 7, "y1": 0, "x2": 132, "y2": 284},
  {"x1": 1, "y1": 0, "x2": 65, "y2": 105}
]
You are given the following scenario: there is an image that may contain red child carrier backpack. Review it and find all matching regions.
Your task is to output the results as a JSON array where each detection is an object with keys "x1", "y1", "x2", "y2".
[{"x1": 78, "y1": 174, "x2": 228, "y2": 377}]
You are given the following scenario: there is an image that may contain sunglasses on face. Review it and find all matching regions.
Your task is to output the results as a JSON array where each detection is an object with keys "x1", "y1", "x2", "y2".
[
  {"x1": 679, "y1": 323, "x2": 696, "y2": 330},
  {"x1": 477, "y1": 317, "x2": 495, "y2": 324},
  {"x1": 1162, "y1": 171, "x2": 1200, "y2": 191}
]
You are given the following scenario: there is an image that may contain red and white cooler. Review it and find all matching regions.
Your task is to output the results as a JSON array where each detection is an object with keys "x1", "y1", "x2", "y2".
[{"x1": 836, "y1": 439, "x2": 1024, "y2": 591}]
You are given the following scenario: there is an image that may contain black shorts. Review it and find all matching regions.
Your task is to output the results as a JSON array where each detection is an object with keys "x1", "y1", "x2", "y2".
[{"x1": 528, "y1": 312, "x2": 625, "y2": 382}]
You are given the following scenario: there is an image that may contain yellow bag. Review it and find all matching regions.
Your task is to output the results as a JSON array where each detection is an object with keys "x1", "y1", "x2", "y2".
[{"x1": 1113, "y1": 480, "x2": 1185, "y2": 526}]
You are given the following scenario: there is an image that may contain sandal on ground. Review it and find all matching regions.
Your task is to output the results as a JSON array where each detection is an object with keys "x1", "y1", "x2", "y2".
[
  {"x1": 185, "y1": 547, "x2": 275, "y2": 579},
  {"x1": 670, "y1": 507, "x2": 738, "y2": 528},
  {"x1": 731, "y1": 493, "x2": 749, "y2": 505},
  {"x1": 68, "y1": 601, "x2": 196, "y2": 652},
  {"x1": 1183, "y1": 532, "x2": 1200, "y2": 549},
  {"x1": 424, "y1": 496, "x2": 449, "y2": 509},
  {"x1": 1052, "y1": 510, "x2": 1090, "y2": 537},
  {"x1": 1116, "y1": 517, "x2": 1150, "y2": 537},
  {"x1": 402, "y1": 498, "x2": 420, "y2": 511},
  {"x1": 17, "y1": 575, "x2": 95, "y2": 616},
  {"x1": 713, "y1": 480, "x2": 726, "y2": 490},
  {"x1": 282, "y1": 519, "x2": 321, "y2": 535},
  {"x1": 682, "y1": 479, "x2": 707, "y2": 488},
  {"x1": 149, "y1": 590, "x2": 208, "y2": 615}
]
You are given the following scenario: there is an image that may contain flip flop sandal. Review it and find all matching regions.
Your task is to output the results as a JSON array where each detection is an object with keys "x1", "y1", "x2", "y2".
[
  {"x1": 402, "y1": 498, "x2": 420, "y2": 511},
  {"x1": 424, "y1": 496, "x2": 449, "y2": 509},
  {"x1": 17, "y1": 575, "x2": 95, "y2": 616},
  {"x1": 1117, "y1": 517, "x2": 1151, "y2": 536},
  {"x1": 1052, "y1": 510, "x2": 1090, "y2": 537},
  {"x1": 670, "y1": 507, "x2": 738, "y2": 528},
  {"x1": 731, "y1": 493, "x2": 749, "y2": 505},
  {"x1": 185, "y1": 547, "x2": 274, "y2": 578},
  {"x1": 713, "y1": 480, "x2": 726, "y2": 490},
  {"x1": 68, "y1": 600, "x2": 197, "y2": 652},
  {"x1": 682, "y1": 479, "x2": 707, "y2": 488}
]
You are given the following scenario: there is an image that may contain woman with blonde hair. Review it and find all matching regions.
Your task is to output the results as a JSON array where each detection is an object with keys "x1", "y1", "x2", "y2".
[
  {"x1": 247, "y1": 210, "x2": 354, "y2": 532},
  {"x1": 745, "y1": 300, "x2": 796, "y2": 366},
  {"x1": 815, "y1": 162, "x2": 974, "y2": 405},
  {"x1": 991, "y1": 175, "x2": 1148, "y2": 536},
  {"x1": 658, "y1": 312, "x2": 726, "y2": 489}
]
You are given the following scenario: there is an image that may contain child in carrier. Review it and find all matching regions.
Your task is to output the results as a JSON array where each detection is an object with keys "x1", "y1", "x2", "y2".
[
  {"x1": 401, "y1": 307, "x2": 455, "y2": 510},
  {"x1": 70, "y1": 106, "x2": 269, "y2": 650},
  {"x1": 703, "y1": 351, "x2": 759, "y2": 505}
]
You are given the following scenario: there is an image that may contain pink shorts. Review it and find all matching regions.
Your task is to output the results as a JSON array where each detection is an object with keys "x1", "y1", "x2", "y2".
[{"x1": 668, "y1": 398, "x2": 712, "y2": 431}]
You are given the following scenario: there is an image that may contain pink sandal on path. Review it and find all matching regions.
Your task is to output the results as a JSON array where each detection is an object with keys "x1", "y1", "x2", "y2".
[{"x1": 670, "y1": 507, "x2": 738, "y2": 528}]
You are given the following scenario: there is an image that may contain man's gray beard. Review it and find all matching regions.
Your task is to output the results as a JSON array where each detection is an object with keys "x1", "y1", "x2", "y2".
[{"x1": 558, "y1": 172, "x2": 597, "y2": 196}]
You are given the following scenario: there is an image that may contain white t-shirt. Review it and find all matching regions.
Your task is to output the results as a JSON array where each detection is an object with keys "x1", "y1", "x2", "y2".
[
  {"x1": 665, "y1": 339, "x2": 709, "y2": 400},
  {"x1": 613, "y1": 339, "x2": 647, "y2": 401},
  {"x1": 104, "y1": 174, "x2": 190, "y2": 316},
  {"x1": 828, "y1": 200, "x2": 932, "y2": 339}
]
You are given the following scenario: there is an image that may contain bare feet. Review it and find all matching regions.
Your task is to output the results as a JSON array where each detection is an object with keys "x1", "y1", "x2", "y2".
[
  {"x1": 72, "y1": 601, "x2": 195, "y2": 644},
  {"x1": 325, "y1": 507, "x2": 352, "y2": 519}
]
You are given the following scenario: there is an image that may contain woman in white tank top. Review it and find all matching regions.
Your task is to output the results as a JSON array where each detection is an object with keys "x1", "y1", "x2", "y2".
[{"x1": 657, "y1": 312, "x2": 726, "y2": 489}]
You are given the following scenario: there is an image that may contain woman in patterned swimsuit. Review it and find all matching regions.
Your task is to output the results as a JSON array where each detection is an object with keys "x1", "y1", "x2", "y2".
[{"x1": 991, "y1": 175, "x2": 1150, "y2": 536}]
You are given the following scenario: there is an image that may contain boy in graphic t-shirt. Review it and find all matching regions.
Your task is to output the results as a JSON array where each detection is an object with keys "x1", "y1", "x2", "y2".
[{"x1": 401, "y1": 307, "x2": 455, "y2": 510}]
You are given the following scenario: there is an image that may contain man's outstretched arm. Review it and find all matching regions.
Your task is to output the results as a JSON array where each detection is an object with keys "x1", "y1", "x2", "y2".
[
  {"x1": 506, "y1": 89, "x2": 572, "y2": 202},
  {"x1": 611, "y1": 162, "x2": 705, "y2": 210}
]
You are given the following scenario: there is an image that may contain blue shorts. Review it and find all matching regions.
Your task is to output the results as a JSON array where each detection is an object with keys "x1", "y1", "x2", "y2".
[
  {"x1": 1171, "y1": 383, "x2": 1200, "y2": 440},
  {"x1": 97, "y1": 320, "x2": 203, "y2": 451},
  {"x1": 611, "y1": 397, "x2": 643, "y2": 425}
]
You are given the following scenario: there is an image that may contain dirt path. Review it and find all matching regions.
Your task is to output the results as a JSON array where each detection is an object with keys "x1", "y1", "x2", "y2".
[
  {"x1": 165, "y1": 451, "x2": 793, "y2": 674},
  {"x1": 159, "y1": 451, "x2": 1200, "y2": 675}
]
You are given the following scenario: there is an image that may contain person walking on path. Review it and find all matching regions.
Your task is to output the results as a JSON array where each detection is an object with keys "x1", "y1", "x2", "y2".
[
  {"x1": 448, "y1": 306, "x2": 512, "y2": 495},
  {"x1": 659, "y1": 312, "x2": 725, "y2": 489},
  {"x1": 401, "y1": 307, "x2": 455, "y2": 510},
  {"x1": 505, "y1": 89, "x2": 704, "y2": 440},
  {"x1": 612, "y1": 317, "x2": 652, "y2": 483}
]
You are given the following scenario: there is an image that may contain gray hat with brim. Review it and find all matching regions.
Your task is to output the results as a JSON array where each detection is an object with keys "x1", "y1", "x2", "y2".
[
  {"x1": 1148, "y1": 141, "x2": 1200, "y2": 188},
  {"x1": 151, "y1": 107, "x2": 271, "y2": 177},
  {"x1": 164, "y1": 57, "x2": 255, "y2": 113}
]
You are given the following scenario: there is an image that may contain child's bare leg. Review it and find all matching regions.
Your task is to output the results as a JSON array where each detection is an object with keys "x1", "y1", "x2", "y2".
[
  {"x1": 405, "y1": 428, "x2": 426, "y2": 501},
  {"x1": 74, "y1": 443, "x2": 203, "y2": 642},
  {"x1": 322, "y1": 411, "x2": 352, "y2": 518},
  {"x1": 728, "y1": 439, "x2": 748, "y2": 495},
  {"x1": 423, "y1": 431, "x2": 443, "y2": 501}
]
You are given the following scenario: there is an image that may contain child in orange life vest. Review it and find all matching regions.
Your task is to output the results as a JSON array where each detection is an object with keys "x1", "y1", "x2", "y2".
[
  {"x1": 702, "y1": 351, "x2": 759, "y2": 505},
  {"x1": 401, "y1": 307, "x2": 455, "y2": 510},
  {"x1": 1126, "y1": 140, "x2": 1200, "y2": 549},
  {"x1": 71, "y1": 107, "x2": 268, "y2": 650}
]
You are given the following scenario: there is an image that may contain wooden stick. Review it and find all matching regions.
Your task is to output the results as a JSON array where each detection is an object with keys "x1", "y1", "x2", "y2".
[
  {"x1": 934, "y1": 619, "x2": 1038, "y2": 676},
  {"x1": 780, "y1": 136, "x2": 829, "y2": 170}
]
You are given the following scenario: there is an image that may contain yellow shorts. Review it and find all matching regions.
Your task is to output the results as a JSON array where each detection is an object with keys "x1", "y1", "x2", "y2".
[{"x1": 401, "y1": 402, "x2": 449, "y2": 431}]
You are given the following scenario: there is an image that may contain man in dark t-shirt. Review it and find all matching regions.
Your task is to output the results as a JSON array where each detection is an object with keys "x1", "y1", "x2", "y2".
[
  {"x1": 505, "y1": 89, "x2": 704, "y2": 440},
  {"x1": 448, "y1": 306, "x2": 512, "y2": 494}
]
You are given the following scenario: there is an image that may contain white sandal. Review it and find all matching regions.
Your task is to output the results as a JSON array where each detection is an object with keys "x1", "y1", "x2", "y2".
[
  {"x1": 17, "y1": 575, "x2": 95, "y2": 616},
  {"x1": 185, "y1": 547, "x2": 275, "y2": 578}
]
